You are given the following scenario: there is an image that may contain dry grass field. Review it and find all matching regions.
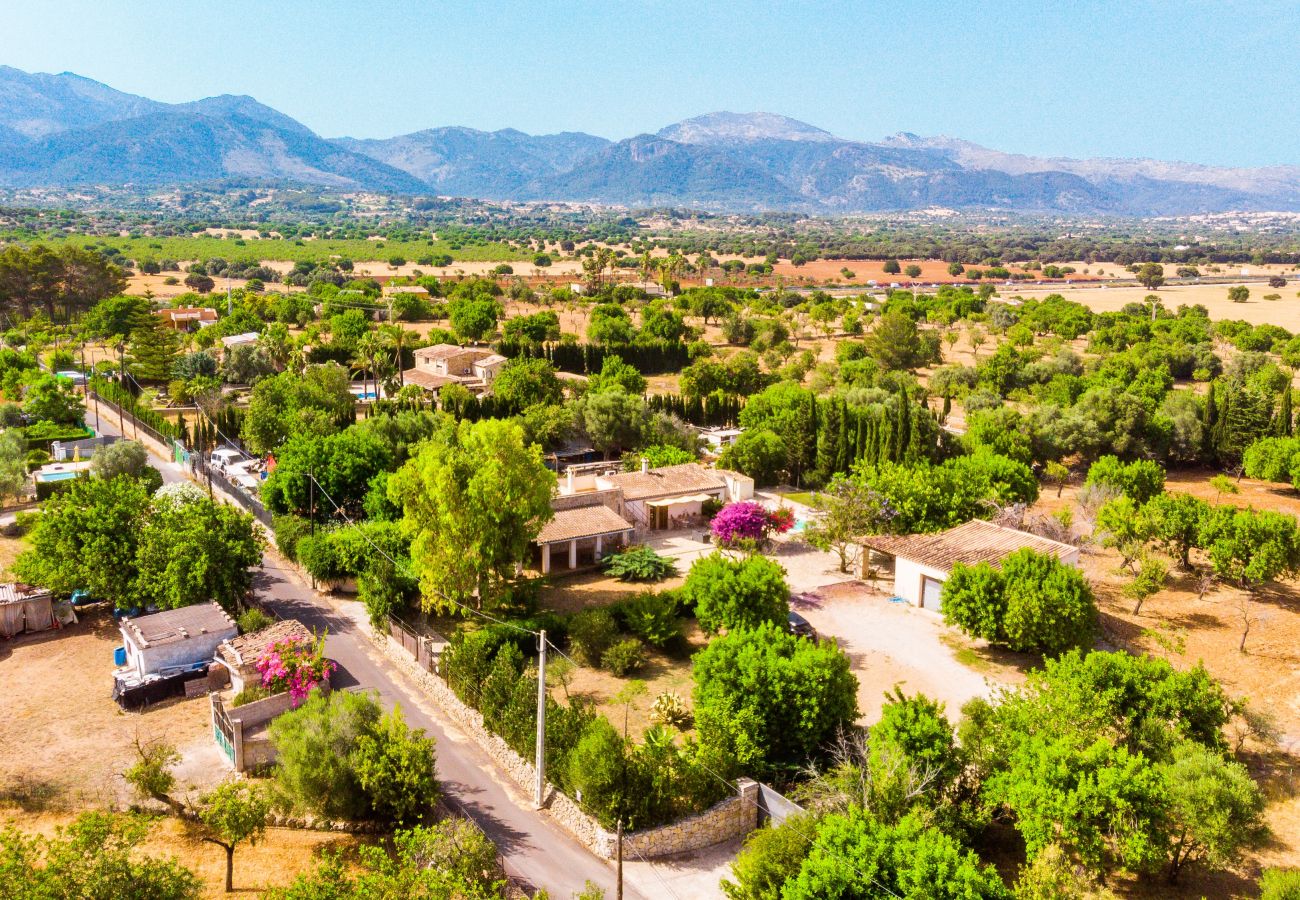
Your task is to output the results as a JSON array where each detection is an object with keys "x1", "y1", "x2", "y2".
[
  {"x1": 0, "y1": 607, "x2": 222, "y2": 812},
  {"x1": 0, "y1": 808, "x2": 363, "y2": 898}
]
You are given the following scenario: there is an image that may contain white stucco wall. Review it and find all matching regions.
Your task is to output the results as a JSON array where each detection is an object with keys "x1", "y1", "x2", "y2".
[{"x1": 893, "y1": 558, "x2": 951, "y2": 610}]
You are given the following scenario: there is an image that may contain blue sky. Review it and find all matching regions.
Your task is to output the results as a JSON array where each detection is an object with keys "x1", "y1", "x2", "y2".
[{"x1": 2, "y1": 0, "x2": 1295, "y2": 166}]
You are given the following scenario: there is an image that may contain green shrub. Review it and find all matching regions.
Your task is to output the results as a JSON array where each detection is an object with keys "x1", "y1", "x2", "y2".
[
  {"x1": 602, "y1": 545, "x2": 678, "y2": 582},
  {"x1": 271, "y1": 514, "x2": 312, "y2": 561},
  {"x1": 601, "y1": 638, "x2": 645, "y2": 676},
  {"x1": 1084, "y1": 455, "x2": 1165, "y2": 504},
  {"x1": 231, "y1": 684, "x2": 273, "y2": 707},
  {"x1": 941, "y1": 549, "x2": 1097, "y2": 655},
  {"x1": 683, "y1": 552, "x2": 790, "y2": 634},
  {"x1": 237, "y1": 608, "x2": 273, "y2": 634},
  {"x1": 1262, "y1": 868, "x2": 1300, "y2": 900},
  {"x1": 25, "y1": 448, "x2": 50, "y2": 471},
  {"x1": 616, "y1": 591, "x2": 682, "y2": 648},
  {"x1": 569, "y1": 608, "x2": 619, "y2": 667}
]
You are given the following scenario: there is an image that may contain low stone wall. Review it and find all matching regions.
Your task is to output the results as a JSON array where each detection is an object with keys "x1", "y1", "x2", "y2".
[{"x1": 377, "y1": 631, "x2": 759, "y2": 859}]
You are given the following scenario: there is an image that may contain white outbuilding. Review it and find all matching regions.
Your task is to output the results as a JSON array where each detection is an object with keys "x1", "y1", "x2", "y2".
[{"x1": 860, "y1": 520, "x2": 1080, "y2": 613}]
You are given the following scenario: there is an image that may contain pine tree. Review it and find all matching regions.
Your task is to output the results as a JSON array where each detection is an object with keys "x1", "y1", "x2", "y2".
[
  {"x1": 1277, "y1": 387, "x2": 1293, "y2": 437},
  {"x1": 128, "y1": 318, "x2": 180, "y2": 383}
]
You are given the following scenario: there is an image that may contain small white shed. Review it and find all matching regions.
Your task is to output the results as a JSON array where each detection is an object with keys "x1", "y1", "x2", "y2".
[
  {"x1": 118, "y1": 603, "x2": 238, "y2": 681},
  {"x1": 861, "y1": 520, "x2": 1080, "y2": 612}
]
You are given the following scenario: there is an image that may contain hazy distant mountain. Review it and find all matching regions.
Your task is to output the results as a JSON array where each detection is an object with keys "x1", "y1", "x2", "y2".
[
  {"x1": 2, "y1": 66, "x2": 1299, "y2": 214},
  {"x1": 517, "y1": 134, "x2": 806, "y2": 208},
  {"x1": 656, "y1": 111, "x2": 837, "y2": 145},
  {"x1": 0, "y1": 66, "x2": 162, "y2": 137},
  {"x1": 882, "y1": 132, "x2": 1300, "y2": 208},
  {"x1": 334, "y1": 126, "x2": 610, "y2": 197},
  {"x1": 0, "y1": 70, "x2": 424, "y2": 192}
]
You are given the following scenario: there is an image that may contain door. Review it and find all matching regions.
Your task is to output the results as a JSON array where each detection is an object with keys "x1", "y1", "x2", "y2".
[{"x1": 920, "y1": 575, "x2": 944, "y2": 611}]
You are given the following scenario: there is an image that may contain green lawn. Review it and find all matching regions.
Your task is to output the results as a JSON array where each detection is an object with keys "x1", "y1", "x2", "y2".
[
  {"x1": 44, "y1": 234, "x2": 525, "y2": 265},
  {"x1": 779, "y1": 490, "x2": 819, "y2": 507}
]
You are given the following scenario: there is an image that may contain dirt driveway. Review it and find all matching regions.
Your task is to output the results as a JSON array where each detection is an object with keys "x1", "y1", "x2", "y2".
[{"x1": 791, "y1": 580, "x2": 1003, "y2": 725}]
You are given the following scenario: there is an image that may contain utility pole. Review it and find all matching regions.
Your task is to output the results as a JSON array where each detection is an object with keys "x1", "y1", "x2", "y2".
[
  {"x1": 616, "y1": 818, "x2": 623, "y2": 900},
  {"x1": 534, "y1": 630, "x2": 547, "y2": 809},
  {"x1": 308, "y1": 467, "x2": 316, "y2": 591}
]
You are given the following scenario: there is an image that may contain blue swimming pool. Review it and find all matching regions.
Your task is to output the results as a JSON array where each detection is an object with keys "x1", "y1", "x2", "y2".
[
  {"x1": 38, "y1": 471, "x2": 79, "y2": 482},
  {"x1": 791, "y1": 518, "x2": 809, "y2": 533}
]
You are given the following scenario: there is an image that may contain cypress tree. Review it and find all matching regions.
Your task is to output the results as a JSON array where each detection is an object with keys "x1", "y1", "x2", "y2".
[
  {"x1": 816, "y1": 398, "x2": 842, "y2": 482},
  {"x1": 1278, "y1": 387, "x2": 1293, "y2": 437}
]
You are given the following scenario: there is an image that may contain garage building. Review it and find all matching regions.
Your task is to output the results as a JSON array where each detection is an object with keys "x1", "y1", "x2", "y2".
[{"x1": 860, "y1": 520, "x2": 1080, "y2": 612}]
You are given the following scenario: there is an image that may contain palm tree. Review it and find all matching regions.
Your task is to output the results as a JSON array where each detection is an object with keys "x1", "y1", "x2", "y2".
[
  {"x1": 353, "y1": 332, "x2": 387, "y2": 400},
  {"x1": 379, "y1": 323, "x2": 416, "y2": 389}
]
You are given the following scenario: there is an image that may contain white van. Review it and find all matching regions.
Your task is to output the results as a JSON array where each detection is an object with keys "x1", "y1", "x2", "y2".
[{"x1": 209, "y1": 447, "x2": 245, "y2": 474}]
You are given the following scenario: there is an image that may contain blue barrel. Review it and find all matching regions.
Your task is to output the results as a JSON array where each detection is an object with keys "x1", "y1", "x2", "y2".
[{"x1": 113, "y1": 646, "x2": 126, "y2": 667}]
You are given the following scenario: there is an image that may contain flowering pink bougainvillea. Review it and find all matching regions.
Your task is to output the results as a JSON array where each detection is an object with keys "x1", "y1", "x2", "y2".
[
  {"x1": 257, "y1": 636, "x2": 335, "y2": 707},
  {"x1": 711, "y1": 501, "x2": 795, "y2": 545}
]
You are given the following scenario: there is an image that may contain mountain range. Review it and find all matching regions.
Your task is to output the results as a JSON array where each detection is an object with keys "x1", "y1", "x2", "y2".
[{"x1": 2, "y1": 66, "x2": 1298, "y2": 215}]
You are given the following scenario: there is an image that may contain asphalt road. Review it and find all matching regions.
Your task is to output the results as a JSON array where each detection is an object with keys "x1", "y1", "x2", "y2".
[{"x1": 91, "y1": 404, "x2": 634, "y2": 899}]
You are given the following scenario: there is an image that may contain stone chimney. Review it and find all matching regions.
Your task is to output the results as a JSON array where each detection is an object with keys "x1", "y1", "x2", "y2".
[
  {"x1": 566, "y1": 467, "x2": 575, "y2": 493},
  {"x1": 641, "y1": 457, "x2": 650, "y2": 474}
]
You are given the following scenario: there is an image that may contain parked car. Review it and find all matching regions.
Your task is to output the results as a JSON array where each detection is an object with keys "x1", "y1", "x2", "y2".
[
  {"x1": 209, "y1": 447, "x2": 244, "y2": 474},
  {"x1": 787, "y1": 610, "x2": 818, "y2": 642}
]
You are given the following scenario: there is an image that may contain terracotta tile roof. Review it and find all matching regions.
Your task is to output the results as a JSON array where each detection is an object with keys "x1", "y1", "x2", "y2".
[
  {"x1": 413, "y1": 343, "x2": 466, "y2": 361},
  {"x1": 861, "y1": 520, "x2": 1077, "y2": 573},
  {"x1": 217, "y1": 619, "x2": 311, "y2": 667},
  {"x1": 121, "y1": 603, "x2": 237, "y2": 649},
  {"x1": 600, "y1": 463, "x2": 727, "y2": 502},
  {"x1": 401, "y1": 369, "x2": 458, "y2": 390},
  {"x1": 475, "y1": 353, "x2": 508, "y2": 367},
  {"x1": 536, "y1": 504, "x2": 635, "y2": 544}
]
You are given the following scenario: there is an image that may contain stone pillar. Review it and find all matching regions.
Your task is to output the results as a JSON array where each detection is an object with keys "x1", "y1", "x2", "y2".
[
  {"x1": 594, "y1": 534, "x2": 603, "y2": 559},
  {"x1": 541, "y1": 544, "x2": 551, "y2": 574},
  {"x1": 569, "y1": 539, "x2": 577, "y2": 569},
  {"x1": 737, "y1": 777, "x2": 760, "y2": 831},
  {"x1": 232, "y1": 717, "x2": 245, "y2": 773}
]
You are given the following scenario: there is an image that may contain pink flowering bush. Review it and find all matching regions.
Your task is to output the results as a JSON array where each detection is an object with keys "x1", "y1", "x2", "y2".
[
  {"x1": 711, "y1": 501, "x2": 795, "y2": 546},
  {"x1": 257, "y1": 635, "x2": 335, "y2": 707}
]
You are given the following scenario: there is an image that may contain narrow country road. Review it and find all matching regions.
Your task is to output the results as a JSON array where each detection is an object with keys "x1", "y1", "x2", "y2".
[{"x1": 90, "y1": 404, "x2": 637, "y2": 899}]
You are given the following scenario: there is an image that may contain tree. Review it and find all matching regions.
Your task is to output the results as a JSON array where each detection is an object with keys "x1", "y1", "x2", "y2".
[
  {"x1": 586, "y1": 353, "x2": 646, "y2": 395},
  {"x1": 805, "y1": 476, "x2": 897, "y2": 572},
  {"x1": 578, "y1": 388, "x2": 646, "y2": 457},
  {"x1": 723, "y1": 815, "x2": 816, "y2": 900},
  {"x1": 389, "y1": 418, "x2": 554, "y2": 611},
  {"x1": 22, "y1": 372, "x2": 83, "y2": 424},
  {"x1": 265, "y1": 820, "x2": 507, "y2": 900},
  {"x1": 864, "y1": 312, "x2": 934, "y2": 371},
  {"x1": 269, "y1": 689, "x2": 439, "y2": 823},
  {"x1": 0, "y1": 429, "x2": 26, "y2": 502},
  {"x1": 1123, "y1": 551, "x2": 1168, "y2": 616},
  {"x1": 693, "y1": 622, "x2": 858, "y2": 776},
  {"x1": 718, "y1": 428, "x2": 787, "y2": 486},
  {"x1": 82, "y1": 294, "x2": 154, "y2": 338},
  {"x1": 0, "y1": 812, "x2": 201, "y2": 899},
  {"x1": 448, "y1": 297, "x2": 501, "y2": 343},
  {"x1": 1162, "y1": 741, "x2": 1266, "y2": 883},
  {"x1": 133, "y1": 493, "x2": 263, "y2": 611},
  {"x1": 782, "y1": 809, "x2": 1009, "y2": 900},
  {"x1": 947, "y1": 261, "x2": 965, "y2": 277},
  {"x1": 682, "y1": 552, "x2": 790, "y2": 633},
  {"x1": 199, "y1": 782, "x2": 269, "y2": 893},
  {"x1": 903, "y1": 263, "x2": 923, "y2": 278},
  {"x1": 1044, "y1": 461, "x2": 1070, "y2": 498},
  {"x1": 1228, "y1": 285, "x2": 1250, "y2": 303},
  {"x1": 941, "y1": 549, "x2": 1096, "y2": 655},
  {"x1": 491, "y1": 357, "x2": 562, "y2": 409},
  {"x1": 1084, "y1": 455, "x2": 1165, "y2": 503},
  {"x1": 184, "y1": 273, "x2": 215, "y2": 293},
  {"x1": 129, "y1": 317, "x2": 181, "y2": 382},
  {"x1": 586, "y1": 303, "x2": 635, "y2": 344},
  {"x1": 1135, "y1": 263, "x2": 1165, "y2": 291},
  {"x1": 350, "y1": 704, "x2": 440, "y2": 825},
  {"x1": 241, "y1": 364, "x2": 356, "y2": 455},
  {"x1": 883, "y1": 258, "x2": 902, "y2": 274},
  {"x1": 1198, "y1": 505, "x2": 1300, "y2": 590},
  {"x1": 90, "y1": 439, "x2": 150, "y2": 481},
  {"x1": 13, "y1": 475, "x2": 151, "y2": 609},
  {"x1": 1012, "y1": 843, "x2": 1119, "y2": 900},
  {"x1": 221, "y1": 343, "x2": 276, "y2": 384},
  {"x1": 1138, "y1": 491, "x2": 1208, "y2": 569},
  {"x1": 262, "y1": 427, "x2": 395, "y2": 519}
]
